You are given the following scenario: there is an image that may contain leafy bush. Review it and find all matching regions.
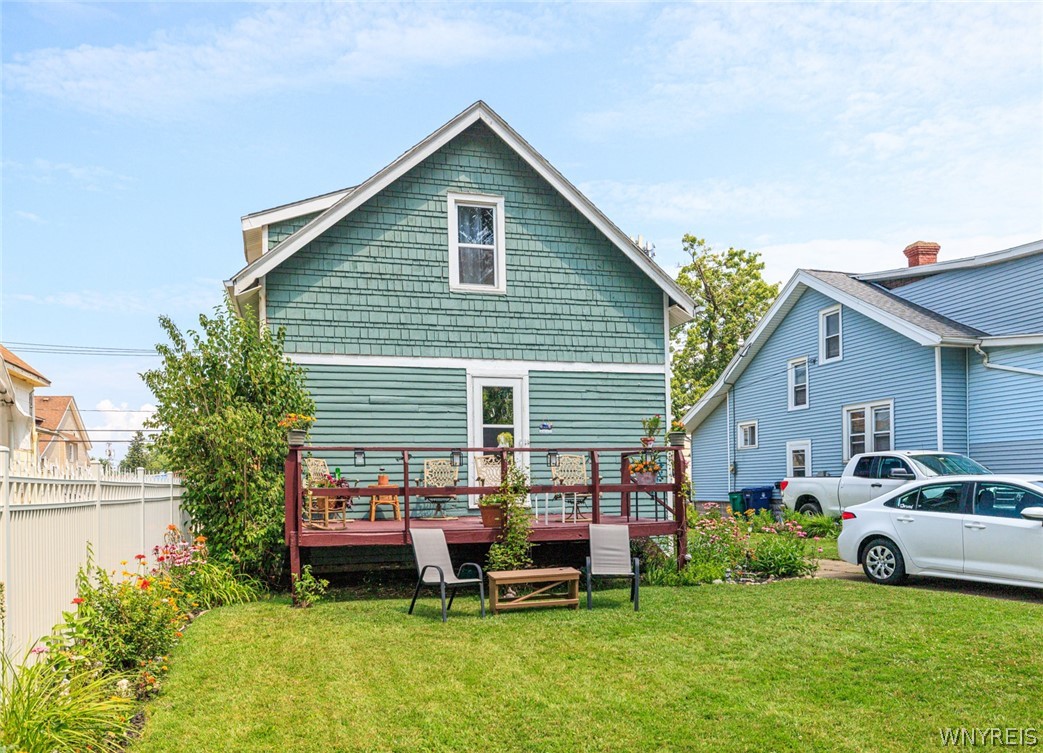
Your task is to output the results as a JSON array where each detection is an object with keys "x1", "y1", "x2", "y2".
[
  {"x1": 153, "y1": 526, "x2": 259, "y2": 611},
  {"x1": 0, "y1": 647, "x2": 134, "y2": 753},
  {"x1": 292, "y1": 565, "x2": 329, "y2": 608},
  {"x1": 797, "y1": 514, "x2": 840, "y2": 539},
  {"x1": 749, "y1": 534, "x2": 817, "y2": 577},
  {"x1": 485, "y1": 463, "x2": 534, "y2": 573}
]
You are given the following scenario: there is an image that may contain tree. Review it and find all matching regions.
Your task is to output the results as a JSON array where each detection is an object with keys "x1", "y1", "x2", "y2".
[
  {"x1": 671, "y1": 236, "x2": 779, "y2": 416},
  {"x1": 142, "y1": 301, "x2": 314, "y2": 582},
  {"x1": 120, "y1": 431, "x2": 150, "y2": 473}
]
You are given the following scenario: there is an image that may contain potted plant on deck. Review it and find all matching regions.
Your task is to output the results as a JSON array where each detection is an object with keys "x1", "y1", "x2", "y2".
[
  {"x1": 668, "y1": 419, "x2": 687, "y2": 447},
  {"x1": 478, "y1": 461, "x2": 530, "y2": 528},
  {"x1": 640, "y1": 414, "x2": 663, "y2": 447},
  {"x1": 630, "y1": 458, "x2": 661, "y2": 484},
  {"x1": 280, "y1": 413, "x2": 315, "y2": 446}
]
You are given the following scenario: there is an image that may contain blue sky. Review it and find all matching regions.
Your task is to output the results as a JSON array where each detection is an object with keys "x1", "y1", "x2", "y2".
[{"x1": 2, "y1": 2, "x2": 1041, "y2": 458}]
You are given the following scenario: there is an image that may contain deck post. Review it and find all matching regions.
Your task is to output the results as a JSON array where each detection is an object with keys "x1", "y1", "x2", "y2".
[
  {"x1": 589, "y1": 450, "x2": 601, "y2": 524},
  {"x1": 499, "y1": 448, "x2": 508, "y2": 483},
  {"x1": 620, "y1": 453, "x2": 631, "y2": 520},
  {"x1": 674, "y1": 448, "x2": 688, "y2": 571},
  {"x1": 286, "y1": 447, "x2": 302, "y2": 593},
  {"x1": 402, "y1": 450, "x2": 411, "y2": 544}
]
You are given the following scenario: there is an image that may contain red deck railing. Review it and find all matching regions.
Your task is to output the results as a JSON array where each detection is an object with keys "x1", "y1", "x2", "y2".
[{"x1": 284, "y1": 445, "x2": 689, "y2": 579}]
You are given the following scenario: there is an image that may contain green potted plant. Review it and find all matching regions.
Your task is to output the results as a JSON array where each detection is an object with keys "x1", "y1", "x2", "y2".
[
  {"x1": 668, "y1": 419, "x2": 687, "y2": 447},
  {"x1": 630, "y1": 457, "x2": 661, "y2": 484},
  {"x1": 478, "y1": 461, "x2": 529, "y2": 528},
  {"x1": 640, "y1": 414, "x2": 662, "y2": 447},
  {"x1": 485, "y1": 463, "x2": 534, "y2": 574},
  {"x1": 279, "y1": 413, "x2": 315, "y2": 446}
]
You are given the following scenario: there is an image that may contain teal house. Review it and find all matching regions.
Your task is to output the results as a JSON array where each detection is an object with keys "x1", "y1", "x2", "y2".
[{"x1": 226, "y1": 102, "x2": 695, "y2": 520}]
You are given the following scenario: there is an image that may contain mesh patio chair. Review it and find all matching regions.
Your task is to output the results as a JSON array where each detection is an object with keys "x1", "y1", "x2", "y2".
[
  {"x1": 414, "y1": 459, "x2": 459, "y2": 519},
  {"x1": 408, "y1": 528, "x2": 485, "y2": 622},
  {"x1": 586, "y1": 524, "x2": 640, "y2": 611}
]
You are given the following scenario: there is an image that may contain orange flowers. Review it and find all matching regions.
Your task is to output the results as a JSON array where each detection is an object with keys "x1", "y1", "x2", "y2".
[
  {"x1": 139, "y1": 578, "x2": 151, "y2": 590},
  {"x1": 72, "y1": 597, "x2": 84, "y2": 604}
]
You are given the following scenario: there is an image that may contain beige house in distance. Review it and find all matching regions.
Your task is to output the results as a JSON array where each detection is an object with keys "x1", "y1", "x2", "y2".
[
  {"x1": 35, "y1": 395, "x2": 92, "y2": 470},
  {"x1": 0, "y1": 344, "x2": 50, "y2": 466}
]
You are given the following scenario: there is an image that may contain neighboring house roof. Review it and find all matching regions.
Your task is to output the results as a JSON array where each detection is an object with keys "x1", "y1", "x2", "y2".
[
  {"x1": 226, "y1": 100, "x2": 696, "y2": 326},
  {"x1": 0, "y1": 345, "x2": 50, "y2": 387},
  {"x1": 35, "y1": 395, "x2": 92, "y2": 454},
  {"x1": 682, "y1": 265, "x2": 998, "y2": 433},
  {"x1": 240, "y1": 186, "x2": 357, "y2": 263},
  {"x1": 857, "y1": 238, "x2": 1043, "y2": 284}
]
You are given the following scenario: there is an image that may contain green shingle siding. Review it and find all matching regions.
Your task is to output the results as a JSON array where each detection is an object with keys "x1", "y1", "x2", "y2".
[{"x1": 266, "y1": 122, "x2": 665, "y2": 364}]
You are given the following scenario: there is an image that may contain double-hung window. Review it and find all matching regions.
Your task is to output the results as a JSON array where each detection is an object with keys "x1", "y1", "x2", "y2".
[
  {"x1": 447, "y1": 192, "x2": 506, "y2": 293},
  {"x1": 844, "y1": 400, "x2": 893, "y2": 460},
  {"x1": 819, "y1": 305, "x2": 842, "y2": 363},
  {"x1": 788, "y1": 357, "x2": 808, "y2": 410}
]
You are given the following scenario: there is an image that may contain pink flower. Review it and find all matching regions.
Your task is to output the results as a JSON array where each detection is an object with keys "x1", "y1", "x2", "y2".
[{"x1": 30, "y1": 646, "x2": 47, "y2": 655}]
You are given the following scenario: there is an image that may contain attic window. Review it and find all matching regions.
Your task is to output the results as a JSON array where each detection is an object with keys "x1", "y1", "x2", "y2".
[
  {"x1": 819, "y1": 305, "x2": 842, "y2": 364},
  {"x1": 447, "y1": 192, "x2": 506, "y2": 294}
]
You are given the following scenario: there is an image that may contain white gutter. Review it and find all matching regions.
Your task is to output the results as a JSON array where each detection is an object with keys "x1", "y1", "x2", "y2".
[{"x1": 974, "y1": 344, "x2": 1043, "y2": 377}]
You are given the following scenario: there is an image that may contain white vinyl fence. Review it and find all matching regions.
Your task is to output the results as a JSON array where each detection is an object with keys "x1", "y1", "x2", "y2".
[{"x1": 0, "y1": 447, "x2": 186, "y2": 657}]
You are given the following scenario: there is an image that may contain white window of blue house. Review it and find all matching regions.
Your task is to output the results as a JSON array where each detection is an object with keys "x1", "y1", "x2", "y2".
[
  {"x1": 819, "y1": 305, "x2": 842, "y2": 364},
  {"x1": 737, "y1": 420, "x2": 758, "y2": 450},
  {"x1": 447, "y1": 192, "x2": 506, "y2": 294},
  {"x1": 788, "y1": 357, "x2": 808, "y2": 410},
  {"x1": 843, "y1": 400, "x2": 893, "y2": 460},
  {"x1": 786, "y1": 439, "x2": 811, "y2": 477}
]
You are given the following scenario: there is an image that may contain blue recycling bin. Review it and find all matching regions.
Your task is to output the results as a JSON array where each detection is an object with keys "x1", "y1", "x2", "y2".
[{"x1": 742, "y1": 486, "x2": 774, "y2": 513}]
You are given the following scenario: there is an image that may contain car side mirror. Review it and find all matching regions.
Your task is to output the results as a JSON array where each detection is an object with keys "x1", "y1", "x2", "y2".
[
  {"x1": 888, "y1": 469, "x2": 915, "y2": 480},
  {"x1": 1019, "y1": 506, "x2": 1043, "y2": 524}
]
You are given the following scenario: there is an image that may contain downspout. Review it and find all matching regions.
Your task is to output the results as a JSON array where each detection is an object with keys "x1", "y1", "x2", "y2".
[
  {"x1": 934, "y1": 347, "x2": 944, "y2": 451},
  {"x1": 974, "y1": 343, "x2": 1043, "y2": 377}
]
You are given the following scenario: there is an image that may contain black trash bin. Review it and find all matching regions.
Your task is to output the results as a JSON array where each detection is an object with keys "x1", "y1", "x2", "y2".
[{"x1": 741, "y1": 486, "x2": 775, "y2": 513}]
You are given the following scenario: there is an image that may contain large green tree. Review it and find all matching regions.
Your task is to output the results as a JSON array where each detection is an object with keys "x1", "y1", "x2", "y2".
[
  {"x1": 671, "y1": 236, "x2": 779, "y2": 416},
  {"x1": 143, "y1": 301, "x2": 314, "y2": 582}
]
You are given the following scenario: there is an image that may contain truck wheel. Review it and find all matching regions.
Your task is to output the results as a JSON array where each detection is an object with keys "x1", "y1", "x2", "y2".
[
  {"x1": 797, "y1": 500, "x2": 821, "y2": 516},
  {"x1": 861, "y1": 538, "x2": 907, "y2": 585}
]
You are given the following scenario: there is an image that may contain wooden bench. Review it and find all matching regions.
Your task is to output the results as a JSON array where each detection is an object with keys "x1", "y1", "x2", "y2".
[{"x1": 486, "y1": 567, "x2": 580, "y2": 614}]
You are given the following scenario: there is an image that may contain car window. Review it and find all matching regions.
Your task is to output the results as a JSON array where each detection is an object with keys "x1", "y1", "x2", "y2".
[
  {"x1": 875, "y1": 457, "x2": 911, "y2": 479},
  {"x1": 909, "y1": 454, "x2": 991, "y2": 476},
  {"x1": 852, "y1": 456, "x2": 873, "y2": 478},
  {"x1": 973, "y1": 482, "x2": 1043, "y2": 519},
  {"x1": 887, "y1": 482, "x2": 964, "y2": 513}
]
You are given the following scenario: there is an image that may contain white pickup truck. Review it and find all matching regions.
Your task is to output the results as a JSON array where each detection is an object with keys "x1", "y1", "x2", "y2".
[{"x1": 780, "y1": 451, "x2": 992, "y2": 517}]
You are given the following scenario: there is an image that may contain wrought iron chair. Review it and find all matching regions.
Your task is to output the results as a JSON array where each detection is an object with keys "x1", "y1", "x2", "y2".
[
  {"x1": 586, "y1": 524, "x2": 640, "y2": 611},
  {"x1": 414, "y1": 459, "x2": 459, "y2": 519},
  {"x1": 408, "y1": 528, "x2": 485, "y2": 622},
  {"x1": 552, "y1": 454, "x2": 593, "y2": 523},
  {"x1": 473, "y1": 454, "x2": 503, "y2": 489},
  {"x1": 302, "y1": 457, "x2": 351, "y2": 529}
]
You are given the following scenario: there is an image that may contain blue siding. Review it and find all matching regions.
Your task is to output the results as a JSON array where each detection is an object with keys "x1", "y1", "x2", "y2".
[
  {"x1": 893, "y1": 253, "x2": 1043, "y2": 335},
  {"x1": 968, "y1": 345, "x2": 1043, "y2": 472},
  {"x1": 690, "y1": 400, "x2": 729, "y2": 502},
  {"x1": 940, "y1": 347, "x2": 968, "y2": 454},
  {"x1": 690, "y1": 288, "x2": 939, "y2": 500}
]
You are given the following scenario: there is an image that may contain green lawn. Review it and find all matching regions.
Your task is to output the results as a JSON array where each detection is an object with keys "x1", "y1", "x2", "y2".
[
  {"x1": 134, "y1": 580, "x2": 1042, "y2": 753},
  {"x1": 815, "y1": 537, "x2": 840, "y2": 560}
]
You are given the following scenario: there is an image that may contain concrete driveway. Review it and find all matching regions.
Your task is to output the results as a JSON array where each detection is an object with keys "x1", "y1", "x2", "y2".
[{"x1": 816, "y1": 559, "x2": 1043, "y2": 603}]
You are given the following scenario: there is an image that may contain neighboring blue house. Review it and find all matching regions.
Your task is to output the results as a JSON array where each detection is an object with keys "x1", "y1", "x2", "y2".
[{"x1": 684, "y1": 240, "x2": 1043, "y2": 503}]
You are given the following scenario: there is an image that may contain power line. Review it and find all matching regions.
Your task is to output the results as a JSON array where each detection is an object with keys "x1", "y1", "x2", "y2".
[{"x1": 3, "y1": 340, "x2": 157, "y2": 357}]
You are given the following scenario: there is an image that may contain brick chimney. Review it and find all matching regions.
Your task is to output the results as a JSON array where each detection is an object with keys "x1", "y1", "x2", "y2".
[{"x1": 903, "y1": 241, "x2": 940, "y2": 268}]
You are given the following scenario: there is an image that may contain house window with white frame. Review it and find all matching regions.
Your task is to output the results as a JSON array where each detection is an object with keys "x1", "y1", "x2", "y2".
[
  {"x1": 788, "y1": 357, "x2": 808, "y2": 410},
  {"x1": 447, "y1": 193, "x2": 506, "y2": 293},
  {"x1": 787, "y1": 440, "x2": 811, "y2": 477},
  {"x1": 737, "y1": 420, "x2": 758, "y2": 450},
  {"x1": 819, "y1": 305, "x2": 842, "y2": 363},
  {"x1": 844, "y1": 401, "x2": 892, "y2": 460}
]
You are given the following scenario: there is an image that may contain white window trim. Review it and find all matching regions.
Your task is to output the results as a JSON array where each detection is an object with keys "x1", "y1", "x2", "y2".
[
  {"x1": 465, "y1": 371, "x2": 529, "y2": 507},
  {"x1": 447, "y1": 192, "x2": 507, "y2": 294},
  {"x1": 786, "y1": 439, "x2": 812, "y2": 478},
  {"x1": 787, "y1": 357, "x2": 809, "y2": 411},
  {"x1": 842, "y1": 399, "x2": 894, "y2": 462},
  {"x1": 819, "y1": 305, "x2": 842, "y2": 364},
  {"x1": 737, "y1": 420, "x2": 758, "y2": 450}
]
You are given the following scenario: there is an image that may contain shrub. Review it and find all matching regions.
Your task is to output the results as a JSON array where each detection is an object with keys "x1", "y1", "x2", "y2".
[
  {"x1": 292, "y1": 565, "x2": 329, "y2": 608},
  {"x1": 153, "y1": 526, "x2": 259, "y2": 611},
  {"x1": 748, "y1": 534, "x2": 818, "y2": 578},
  {"x1": 0, "y1": 646, "x2": 134, "y2": 753},
  {"x1": 485, "y1": 463, "x2": 534, "y2": 573},
  {"x1": 797, "y1": 514, "x2": 840, "y2": 539}
]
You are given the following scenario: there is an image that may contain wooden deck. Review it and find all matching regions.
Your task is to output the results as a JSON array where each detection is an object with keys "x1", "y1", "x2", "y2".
[{"x1": 297, "y1": 514, "x2": 680, "y2": 547}]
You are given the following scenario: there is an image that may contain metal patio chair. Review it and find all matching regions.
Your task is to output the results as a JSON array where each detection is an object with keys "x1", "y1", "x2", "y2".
[
  {"x1": 586, "y1": 524, "x2": 640, "y2": 611},
  {"x1": 408, "y1": 528, "x2": 486, "y2": 622},
  {"x1": 415, "y1": 458, "x2": 459, "y2": 519},
  {"x1": 473, "y1": 454, "x2": 503, "y2": 489},
  {"x1": 552, "y1": 454, "x2": 593, "y2": 523}
]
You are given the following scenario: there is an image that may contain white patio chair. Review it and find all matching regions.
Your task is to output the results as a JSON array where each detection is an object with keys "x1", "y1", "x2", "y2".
[
  {"x1": 586, "y1": 524, "x2": 640, "y2": 611},
  {"x1": 408, "y1": 528, "x2": 486, "y2": 622}
]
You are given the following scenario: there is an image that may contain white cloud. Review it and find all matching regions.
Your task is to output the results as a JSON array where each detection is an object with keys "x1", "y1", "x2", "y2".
[
  {"x1": 13, "y1": 278, "x2": 223, "y2": 314},
  {"x1": 4, "y1": 4, "x2": 553, "y2": 119},
  {"x1": 14, "y1": 210, "x2": 43, "y2": 223},
  {"x1": 4, "y1": 159, "x2": 134, "y2": 191}
]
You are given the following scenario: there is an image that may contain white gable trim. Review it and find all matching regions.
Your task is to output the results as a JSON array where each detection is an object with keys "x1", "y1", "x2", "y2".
[
  {"x1": 227, "y1": 101, "x2": 695, "y2": 320},
  {"x1": 683, "y1": 269, "x2": 949, "y2": 433}
]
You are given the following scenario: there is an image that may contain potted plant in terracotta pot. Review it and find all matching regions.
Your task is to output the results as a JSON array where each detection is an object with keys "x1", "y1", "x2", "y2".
[
  {"x1": 478, "y1": 461, "x2": 530, "y2": 528},
  {"x1": 630, "y1": 457, "x2": 661, "y2": 484},
  {"x1": 640, "y1": 414, "x2": 663, "y2": 447},
  {"x1": 279, "y1": 413, "x2": 315, "y2": 446},
  {"x1": 668, "y1": 419, "x2": 687, "y2": 447}
]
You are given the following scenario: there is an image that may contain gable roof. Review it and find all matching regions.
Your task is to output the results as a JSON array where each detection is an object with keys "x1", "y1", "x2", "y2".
[
  {"x1": 682, "y1": 268, "x2": 988, "y2": 432},
  {"x1": 0, "y1": 345, "x2": 50, "y2": 387},
  {"x1": 34, "y1": 395, "x2": 92, "y2": 454},
  {"x1": 857, "y1": 238, "x2": 1043, "y2": 283},
  {"x1": 240, "y1": 186, "x2": 356, "y2": 263},
  {"x1": 226, "y1": 101, "x2": 695, "y2": 326}
]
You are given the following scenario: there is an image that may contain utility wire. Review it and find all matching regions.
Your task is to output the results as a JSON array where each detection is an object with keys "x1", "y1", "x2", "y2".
[{"x1": 3, "y1": 340, "x2": 157, "y2": 356}]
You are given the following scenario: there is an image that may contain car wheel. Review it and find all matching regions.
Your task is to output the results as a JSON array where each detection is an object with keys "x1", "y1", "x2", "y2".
[
  {"x1": 861, "y1": 538, "x2": 907, "y2": 585},
  {"x1": 797, "y1": 500, "x2": 822, "y2": 516}
]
